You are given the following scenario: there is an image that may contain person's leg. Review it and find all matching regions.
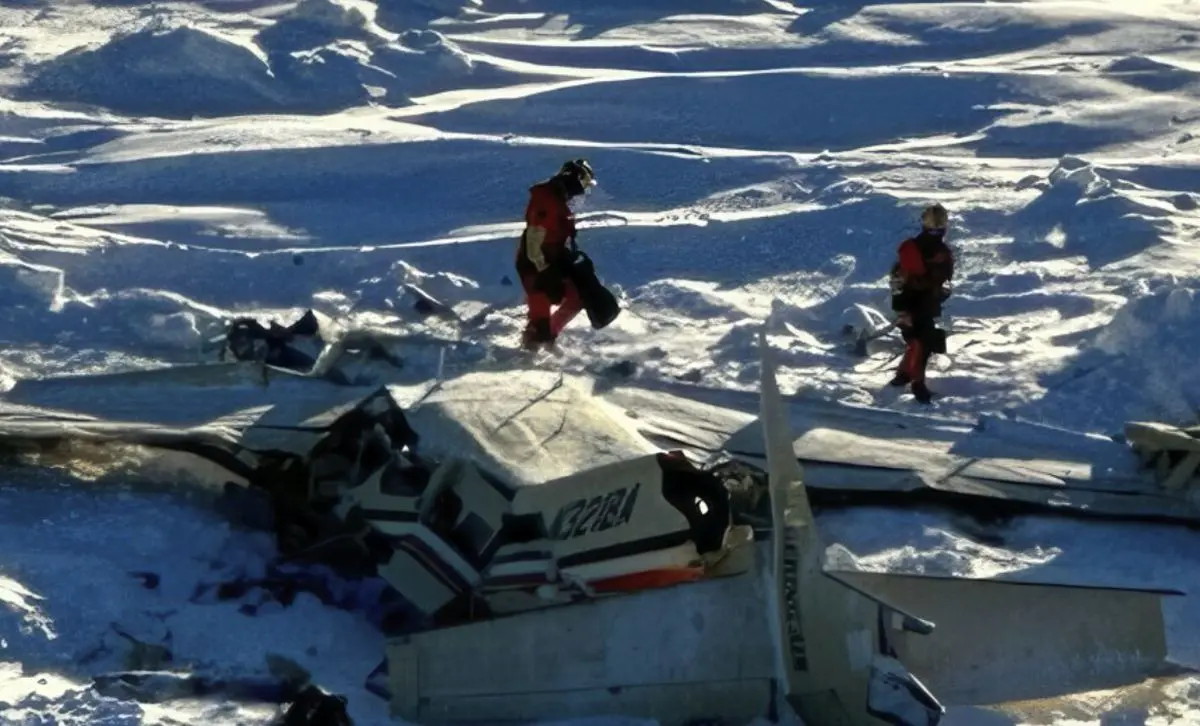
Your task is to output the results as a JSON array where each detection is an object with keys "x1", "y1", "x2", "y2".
[
  {"x1": 890, "y1": 313, "x2": 916, "y2": 387},
  {"x1": 550, "y1": 280, "x2": 583, "y2": 336},
  {"x1": 908, "y1": 316, "x2": 937, "y2": 403},
  {"x1": 521, "y1": 274, "x2": 554, "y2": 349}
]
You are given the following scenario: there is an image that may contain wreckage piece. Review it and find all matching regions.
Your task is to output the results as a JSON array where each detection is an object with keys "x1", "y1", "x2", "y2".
[
  {"x1": 212, "y1": 309, "x2": 408, "y2": 386},
  {"x1": 500, "y1": 451, "x2": 753, "y2": 601},
  {"x1": 1125, "y1": 421, "x2": 1200, "y2": 496},
  {"x1": 379, "y1": 333, "x2": 946, "y2": 726},
  {"x1": 756, "y1": 326, "x2": 944, "y2": 726},
  {"x1": 331, "y1": 439, "x2": 755, "y2": 626},
  {"x1": 399, "y1": 371, "x2": 664, "y2": 486},
  {"x1": 591, "y1": 380, "x2": 1200, "y2": 527},
  {"x1": 235, "y1": 384, "x2": 429, "y2": 559},
  {"x1": 61, "y1": 366, "x2": 746, "y2": 626},
  {"x1": 386, "y1": 561, "x2": 781, "y2": 726},
  {"x1": 285, "y1": 368, "x2": 717, "y2": 614},
  {"x1": 723, "y1": 419, "x2": 1198, "y2": 526},
  {"x1": 830, "y1": 570, "x2": 1189, "y2": 706},
  {"x1": 0, "y1": 366, "x2": 752, "y2": 628},
  {"x1": 755, "y1": 329, "x2": 1190, "y2": 719},
  {"x1": 215, "y1": 310, "x2": 405, "y2": 384},
  {"x1": 380, "y1": 329, "x2": 1192, "y2": 726},
  {"x1": 219, "y1": 310, "x2": 323, "y2": 372},
  {"x1": 0, "y1": 345, "x2": 1189, "y2": 723},
  {"x1": 330, "y1": 455, "x2": 489, "y2": 622},
  {"x1": 0, "y1": 361, "x2": 334, "y2": 432}
]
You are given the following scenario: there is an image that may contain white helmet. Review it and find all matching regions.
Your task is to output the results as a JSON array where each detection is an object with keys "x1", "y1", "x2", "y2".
[{"x1": 921, "y1": 203, "x2": 949, "y2": 235}]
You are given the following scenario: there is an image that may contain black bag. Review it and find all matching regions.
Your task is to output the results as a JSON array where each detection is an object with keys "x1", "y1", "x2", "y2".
[
  {"x1": 564, "y1": 250, "x2": 620, "y2": 330},
  {"x1": 929, "y1": 327, "x2": 947, "y2": 355}
]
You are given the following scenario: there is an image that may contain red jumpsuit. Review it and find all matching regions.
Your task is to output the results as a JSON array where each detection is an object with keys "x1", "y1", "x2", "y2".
[
  {"x1": 890, "y1": 231, "x2": 954, "y2": 392},
  {"x1": 515, "y1": 178, "x2": 583, "y2": 344}
]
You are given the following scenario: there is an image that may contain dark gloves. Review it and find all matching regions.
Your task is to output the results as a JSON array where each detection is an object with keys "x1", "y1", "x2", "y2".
[
  {"x1": 556, "y1": 244, "x2": 581, "y2": 273},
  {"x1": 534, "y1": 268, "x2": 565, "y2": 303}
]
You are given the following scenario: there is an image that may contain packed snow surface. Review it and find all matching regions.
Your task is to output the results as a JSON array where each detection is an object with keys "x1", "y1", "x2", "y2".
[{"x1": 2, "y1": 0, "x2": 1200, "y2": 724}]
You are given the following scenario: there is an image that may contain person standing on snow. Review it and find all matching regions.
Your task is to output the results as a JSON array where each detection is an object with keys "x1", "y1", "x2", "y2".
[
  {"x1": 888, "y1": 203, "x2": 955, "y2": 404},
  {"x1": 515, "y1": 158, "x2": 596, "y2": 352}
]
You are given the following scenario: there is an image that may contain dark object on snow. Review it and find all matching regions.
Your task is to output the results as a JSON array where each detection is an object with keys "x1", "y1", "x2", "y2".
[
  {"x1": 215, "y1": 480, "x2": 277, "y2": 531},
  {"x1": 565, "y1": 250, "x2": 620, "y2": 330},
  {"x1": 851, "y1": 321, "x2": 897, "y2": 357},
  {"x1": 129, "y1": 571, "x2": 160, "y2": 590},
  {"x1": 221, "y1": 310, "x2": 321, "y2": 371},
  {"x1": 279, "y1": 684, "x2": 354, "y2": 726},
  {"x1": 92, "y1": 670, "x2": 353, "y2": 725},
  {"x1": 216, "y1": 310, "x2": 406, "y2": 385},
  {"x1": 92, "y1": 670, "x2": 292, "y2": 704},
  {"x1": 403, "y1": 283, "x2": 459, "y2": 322},
  {"x1": 603, "y1": 359, "x2": 638, "y2": 378}
]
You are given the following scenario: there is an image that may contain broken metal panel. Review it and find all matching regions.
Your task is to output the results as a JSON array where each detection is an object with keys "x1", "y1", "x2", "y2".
[
  {"x1": 1, "y1": 365, "x2": 359, "y2": 430},
  {"x1": 834, "y1": 570, "x2": 1189, "y2": 706},
  {"x1": 333, "y1": 456, "x2": 497, "y2": 622},
  {"x1": 1126, "y1": 421, "x2": 1200, "y2": 497},
  {"x1": 724, "y1": 444, "x2": 1198, "y2": 526},
  {"x1": 8, "y1": 360, "x2": 275, "y2": 392},
  {"x1": 416, "y1": 457, "x2": 514, "y2": 562},
  {"x1": 926, "y1": 471, "x2": 1195, "y2": 522},
  {"x1": 593, "y1": 377, "x2": 1200, "y2": 525},
  {"x1": 385, "y1": 559, "x2": 778, "y2": 726},
  {"x1": 375, "y1": 525, "x2": 482, "y2": 617},
  {"x1": 478, "y1": 540, "x2": 565, "y2": 615},
  {"x1": 395, "y1": 680, "x2": 774, "y2": 726},
  {"x1": 401, "y1": 370, "x2": 662, "y2": 487}
]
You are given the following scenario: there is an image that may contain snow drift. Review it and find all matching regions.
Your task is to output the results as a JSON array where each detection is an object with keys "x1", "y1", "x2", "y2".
[
  {"x1": 1021, "y1": 283, "x2": 1200, "y2": 433},
  {"x1": 20, "y1": 11, "x2": 525, "y2": 118}
]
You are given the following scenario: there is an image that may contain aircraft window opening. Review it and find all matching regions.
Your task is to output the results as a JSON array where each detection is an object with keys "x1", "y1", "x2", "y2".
[
  {"x1": 659, "y1": 457, "x2": 732, "y2": 555},
  {"x1": 379, "y1": 461, "x2": 428, "y2": 497},
  {"x1": 427, "y1": 490, "x2": 463, "y2": 540},
  {"x1": 499, "y1": 513, "x2": 547, "y2": 544},
  {"x1": 357, "y1": 430, "x2": 394, "y2": 476},
  {"x1": 449, "y1": 512, "x2": 494, "y2": 571}
]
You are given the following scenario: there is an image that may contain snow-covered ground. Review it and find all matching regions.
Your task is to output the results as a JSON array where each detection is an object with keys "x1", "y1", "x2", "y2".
[{"x1": 2, "y1": 0, "x2": 1200, "y2": 724}]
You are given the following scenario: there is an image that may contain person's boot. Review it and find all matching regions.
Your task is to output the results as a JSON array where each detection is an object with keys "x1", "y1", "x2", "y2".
[
  {"x1": 911, "y1": 381, "x2": 933, "y2": 404},
  {"x1": 521, "y1": 319, "x2": 555, "y2": 352},
  {"x1": 888, "y1": 370, "x2": 911, "y2": 387}
]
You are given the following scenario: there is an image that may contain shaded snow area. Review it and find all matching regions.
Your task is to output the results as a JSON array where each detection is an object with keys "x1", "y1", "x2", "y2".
[
  {"x1": 1, "y1": 0, "x2": 1200, "y2": 724},
  {"x1": 0, "y1": 475, "x2": 391, "y2": 725}
]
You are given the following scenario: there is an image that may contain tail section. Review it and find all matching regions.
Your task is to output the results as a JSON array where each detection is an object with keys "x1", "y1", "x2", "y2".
[{"x1": 757, "y1": 326, "x2": 945, "y2": 726}]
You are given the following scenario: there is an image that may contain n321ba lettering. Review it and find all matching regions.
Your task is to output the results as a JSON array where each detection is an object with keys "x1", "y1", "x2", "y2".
[{"x1": 549, "y1": 483, "x2": 641, "y2": 541}]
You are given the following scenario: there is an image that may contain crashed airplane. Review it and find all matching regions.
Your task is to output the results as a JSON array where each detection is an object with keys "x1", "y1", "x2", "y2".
[{"x1": 0, "y1": 328, "x2": 1194, "y2": 725}]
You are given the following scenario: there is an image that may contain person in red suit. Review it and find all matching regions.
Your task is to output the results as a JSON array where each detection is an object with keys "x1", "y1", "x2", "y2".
[
  {"x1": 888, "y1": 203, "x2": 955, "y2": 403},
  {"x1": 515, "y1": 159, "x2": 596, "y2": 352}
]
